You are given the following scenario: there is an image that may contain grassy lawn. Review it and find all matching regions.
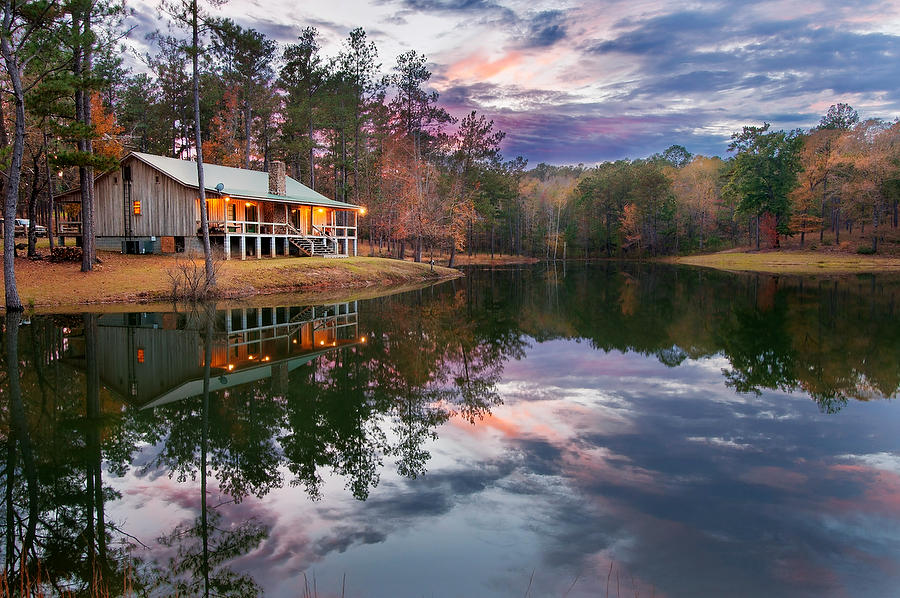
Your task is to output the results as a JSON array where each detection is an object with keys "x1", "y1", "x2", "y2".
[
  {"x1": 671, "y1": 250, "x2": 900, "y2": 274},
  {"x1": 10, "y1": 251, "x2": 461, "y2": 310}
]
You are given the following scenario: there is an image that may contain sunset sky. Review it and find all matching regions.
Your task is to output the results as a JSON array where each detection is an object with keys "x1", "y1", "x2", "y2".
[{"x1": 129, "y1": 0, "x2": 900, "y2": 164}]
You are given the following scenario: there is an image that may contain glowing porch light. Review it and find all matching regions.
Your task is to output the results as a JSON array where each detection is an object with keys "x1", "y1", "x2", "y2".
[
  {"x1": 248, "y1": 355, "x2": 255, "y2": 360},
  {"x1": 319, "y1": 340, "x2": 325, "y2": 346},
  {"x1": 317, "y1": 208, "x2": 325, "y2": 213},
  {"x1": 227, "y1": 364, "x2": 235, "y2": 371},
  {"x1": 263, "y1": 356, "x2": 270, "y2": 362},
  {"x1": 359, "y1": 207, "x2": 367, "y2": 216},
  {"x1": 360, "y1": 336, "x2": 366, "y2": 343}
]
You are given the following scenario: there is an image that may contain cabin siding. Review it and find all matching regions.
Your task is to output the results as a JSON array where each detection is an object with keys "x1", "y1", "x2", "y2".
[{"x1": 123, "y1": 158, "x2": 197, "y2": 237}]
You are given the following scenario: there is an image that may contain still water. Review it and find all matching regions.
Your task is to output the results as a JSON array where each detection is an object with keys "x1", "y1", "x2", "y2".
[{"x1": 2, "y1": 263, "x2": 900, "y2": 597}]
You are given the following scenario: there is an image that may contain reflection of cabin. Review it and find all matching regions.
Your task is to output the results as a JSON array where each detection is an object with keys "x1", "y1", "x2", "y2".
[
  {"x1": 55, "y1": 153, "x2": 363, "y2": 259},
  {"x1": 76, "y1": 303, "x2": 361, "y2": 407}
]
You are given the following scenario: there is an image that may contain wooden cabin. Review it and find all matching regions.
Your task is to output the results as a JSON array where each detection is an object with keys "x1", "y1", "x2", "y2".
[{"x1": 55, "y1": 152, "x2": 363, "y2": 259}]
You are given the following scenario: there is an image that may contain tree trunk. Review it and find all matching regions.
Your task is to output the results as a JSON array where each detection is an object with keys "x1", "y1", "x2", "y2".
[
  {"x1": 834, "y1": 202, "x2": 841, "y2": 244},
  {"x1": 0, "y1": 28, "x2": 25, "y2": 310},
  {"x1": 872, "y1": 199, "x2": 880, "y2": 253},
  {"x1": 193, "y1": 0, "x2": 216, "y2": 287},
  {"x1": 26, "y1": 156, "x2": 39, "y2": 258},
  {"x1": 448, "y1": 240, "x2": 456, "y2": 267},
  {"x1": 820, "y1": 174, "x2": 827, "y2": 242},
  {"x1": 308, "y1": 118, "x2": 315, "y2": 190},
  {"x1": 43, "y1": 132, "x2": 55, "y2": 250},
  {"x1": 490, "y1": 219, "x2": 495, "y2": 260},
  {"x1": 77, "y1": 8, "x2": 96, "y2": 273},
  {"x1": 243, "y1": 101, "x2": 252, "y2": 169},
  {"x1": 755, "y1": 214, "x2": 760, "y2": 250}
]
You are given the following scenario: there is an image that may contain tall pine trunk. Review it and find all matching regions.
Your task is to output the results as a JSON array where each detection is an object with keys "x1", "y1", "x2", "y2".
[
  {"x1": 0, "y1": 17, "x2": 24, "y2": 310},
  {"x1": 76, "y1": 7, "x2": 96, "y2": 272},
  {"x1": 193, "y1": 0, "x2": 215, "y2": 287}
]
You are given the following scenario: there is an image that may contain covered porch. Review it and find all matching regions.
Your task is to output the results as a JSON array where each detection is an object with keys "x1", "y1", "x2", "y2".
[{"x1": 201, "y1": 196, "x2": 359, "y2": 260}]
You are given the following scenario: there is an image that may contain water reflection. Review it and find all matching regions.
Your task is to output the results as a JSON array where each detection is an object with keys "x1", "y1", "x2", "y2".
[{"x1": 2, "y1": 264, "x2": 900, "y2": 596}]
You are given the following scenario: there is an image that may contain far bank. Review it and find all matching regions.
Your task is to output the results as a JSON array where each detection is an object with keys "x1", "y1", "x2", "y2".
[{"x1": 668, "y1": 250, "x2": 900, "y2": 274}]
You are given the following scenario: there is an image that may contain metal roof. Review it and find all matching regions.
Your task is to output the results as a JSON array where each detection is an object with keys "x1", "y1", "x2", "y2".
[{"x1": 129, "y1": 152, "x2": 361, "y2": 210}]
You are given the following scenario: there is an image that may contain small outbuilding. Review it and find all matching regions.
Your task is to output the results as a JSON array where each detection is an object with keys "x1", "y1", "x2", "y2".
[{"x1": 55, "y1": 152, "x2": 363, "y2": 259}]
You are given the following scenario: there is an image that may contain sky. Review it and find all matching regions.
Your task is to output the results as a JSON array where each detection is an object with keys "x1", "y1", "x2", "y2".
[{"x1": 127, "y1": 0, "x2": 900, "y2": 164}]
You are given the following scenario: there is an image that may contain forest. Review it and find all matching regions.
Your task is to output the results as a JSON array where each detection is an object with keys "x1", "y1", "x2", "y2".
[{"x1": 3, "y1": 2, "x2": 900, "y2": 299}]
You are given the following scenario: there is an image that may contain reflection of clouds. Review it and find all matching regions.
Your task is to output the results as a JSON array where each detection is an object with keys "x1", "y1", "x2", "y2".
[{"x1": 105, "y1": 336, "x2": 900, "y2": 597}]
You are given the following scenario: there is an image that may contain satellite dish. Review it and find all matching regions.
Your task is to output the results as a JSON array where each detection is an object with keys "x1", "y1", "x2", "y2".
[{"x1": 215, "y1": 182, "x2": 224, "y2": 192}]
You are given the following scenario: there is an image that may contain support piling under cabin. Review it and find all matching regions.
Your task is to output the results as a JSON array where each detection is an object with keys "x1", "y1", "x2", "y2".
[{"x1": 55, "y1": 152, "x2": 363, "y2": 259}]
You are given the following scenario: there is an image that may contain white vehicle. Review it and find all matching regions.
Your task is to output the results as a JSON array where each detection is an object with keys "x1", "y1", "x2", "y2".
[{"x1": 14, "y1": 218, "x2": 48, "y2": 237}]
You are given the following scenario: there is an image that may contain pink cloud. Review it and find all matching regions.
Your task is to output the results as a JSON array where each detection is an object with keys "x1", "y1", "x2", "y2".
[{"x1": 444, "y1": 51, "x2": 524, "y2": 83}]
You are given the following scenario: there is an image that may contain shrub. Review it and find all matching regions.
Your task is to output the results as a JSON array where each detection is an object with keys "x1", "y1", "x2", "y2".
[
  {"x1": 856, "y1": 246, "x2": 876, "y2": 255},
  {"x1": 166, "y1": 252, "x2": 222, "y2": 300}
]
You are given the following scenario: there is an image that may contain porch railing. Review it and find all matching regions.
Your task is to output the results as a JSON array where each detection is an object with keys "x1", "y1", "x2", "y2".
[{"x1": 199, "y1": 219, "x2": 357, "y2": 239}]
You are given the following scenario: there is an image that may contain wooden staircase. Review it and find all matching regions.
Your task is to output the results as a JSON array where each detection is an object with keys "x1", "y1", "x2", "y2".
[{"x1": 285, "y1": 223, "x2": 344, "y2": 257}]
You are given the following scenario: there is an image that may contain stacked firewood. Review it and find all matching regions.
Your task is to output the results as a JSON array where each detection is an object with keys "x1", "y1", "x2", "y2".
[{"x1": 46, "y1": 246, "x2": 84, "y2": 263}]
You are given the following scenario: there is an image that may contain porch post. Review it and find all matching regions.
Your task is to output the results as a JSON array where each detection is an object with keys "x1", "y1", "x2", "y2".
[
  {"x1": 240, "y1": 235, "x2": 246, "y2": 260},
  {"x1": 256, "y1": 236, "x2": 262, "y2": 259},
  {"x1": 271, "y1": 236, "x2": 276, "y2": 257},
  {"x1": 225, "y1": 234, "x2": 231, "y2": 260}
]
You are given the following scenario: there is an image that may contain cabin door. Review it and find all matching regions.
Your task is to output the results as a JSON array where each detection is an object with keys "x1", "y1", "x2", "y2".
[
  {"x1": 245, "y1": 203, "x2": 258, "y2": 233},
  {"x1": 291, "y1": 206, "x2": 311, "y2": 234}
]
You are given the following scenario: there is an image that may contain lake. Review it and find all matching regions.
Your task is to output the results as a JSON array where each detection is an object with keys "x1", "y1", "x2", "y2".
[{"x1": 2, "y1": 262, "x2": 899, "y2": 597}]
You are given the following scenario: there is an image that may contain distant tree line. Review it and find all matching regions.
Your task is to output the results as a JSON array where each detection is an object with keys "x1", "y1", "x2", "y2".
[{"x1": 520, "y1": 104, "x2": 900, "y2": 259}]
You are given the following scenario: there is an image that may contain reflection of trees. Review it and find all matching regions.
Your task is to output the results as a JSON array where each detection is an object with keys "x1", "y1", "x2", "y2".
[
  {"x1": 478, "y1": 264, "x2": 900, "y2": 411},
  {"x1": 150, "y1": 308, "x2": 267, "y2": 598},
  {"x1": 128, "y1": 291, "x2": 516, "y2": 508},
  {"x1": 1, "y1": 314, "x2": 140, "y2": 594}
]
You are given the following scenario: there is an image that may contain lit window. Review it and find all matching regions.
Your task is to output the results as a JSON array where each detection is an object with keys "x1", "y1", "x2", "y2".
[
  {"x1": 137, "y1": 348, "x2": 145, "y2": 363},
  {"x1": 133, "y1": 200, "x2": 141, "y2": 215}
]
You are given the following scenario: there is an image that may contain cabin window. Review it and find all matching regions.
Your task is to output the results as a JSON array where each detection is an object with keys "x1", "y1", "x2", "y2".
[
  {"x1": 174, "y1": 236, "x2": 185, "y2": 253},
  {"x1": 245, "y1": 203, "x2": 258, "y2": 222},
  {"x1": 228, "y1": 203, "x2": 236, "y2": 222},
  {"x1": 137, "y1": 348, "x2": 145, "y2": 364},
  {"x1": 133, "y1": 200, "x2": 142, "y2": 215},
  {"x1": 155, "y1": 175, "x2": 160, "y2": 184}
]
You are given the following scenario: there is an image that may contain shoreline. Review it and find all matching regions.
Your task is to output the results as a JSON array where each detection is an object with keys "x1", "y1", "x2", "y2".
[
  {"x1": 8, "y1": 252, "x2": 462, "y2": 312},
  {"x1": 666, "y1": 250, "x2": 900, "y2": 274}
]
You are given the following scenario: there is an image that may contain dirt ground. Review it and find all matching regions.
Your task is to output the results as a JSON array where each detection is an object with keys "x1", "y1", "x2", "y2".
[{"x1": 8, "y1": 250, "x2": 461, "y2": 310}]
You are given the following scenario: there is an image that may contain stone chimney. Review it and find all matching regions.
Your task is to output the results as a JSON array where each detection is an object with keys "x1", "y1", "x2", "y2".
[{"x1": 268, "y1": 160, "x2": 286, "y2": 196}]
